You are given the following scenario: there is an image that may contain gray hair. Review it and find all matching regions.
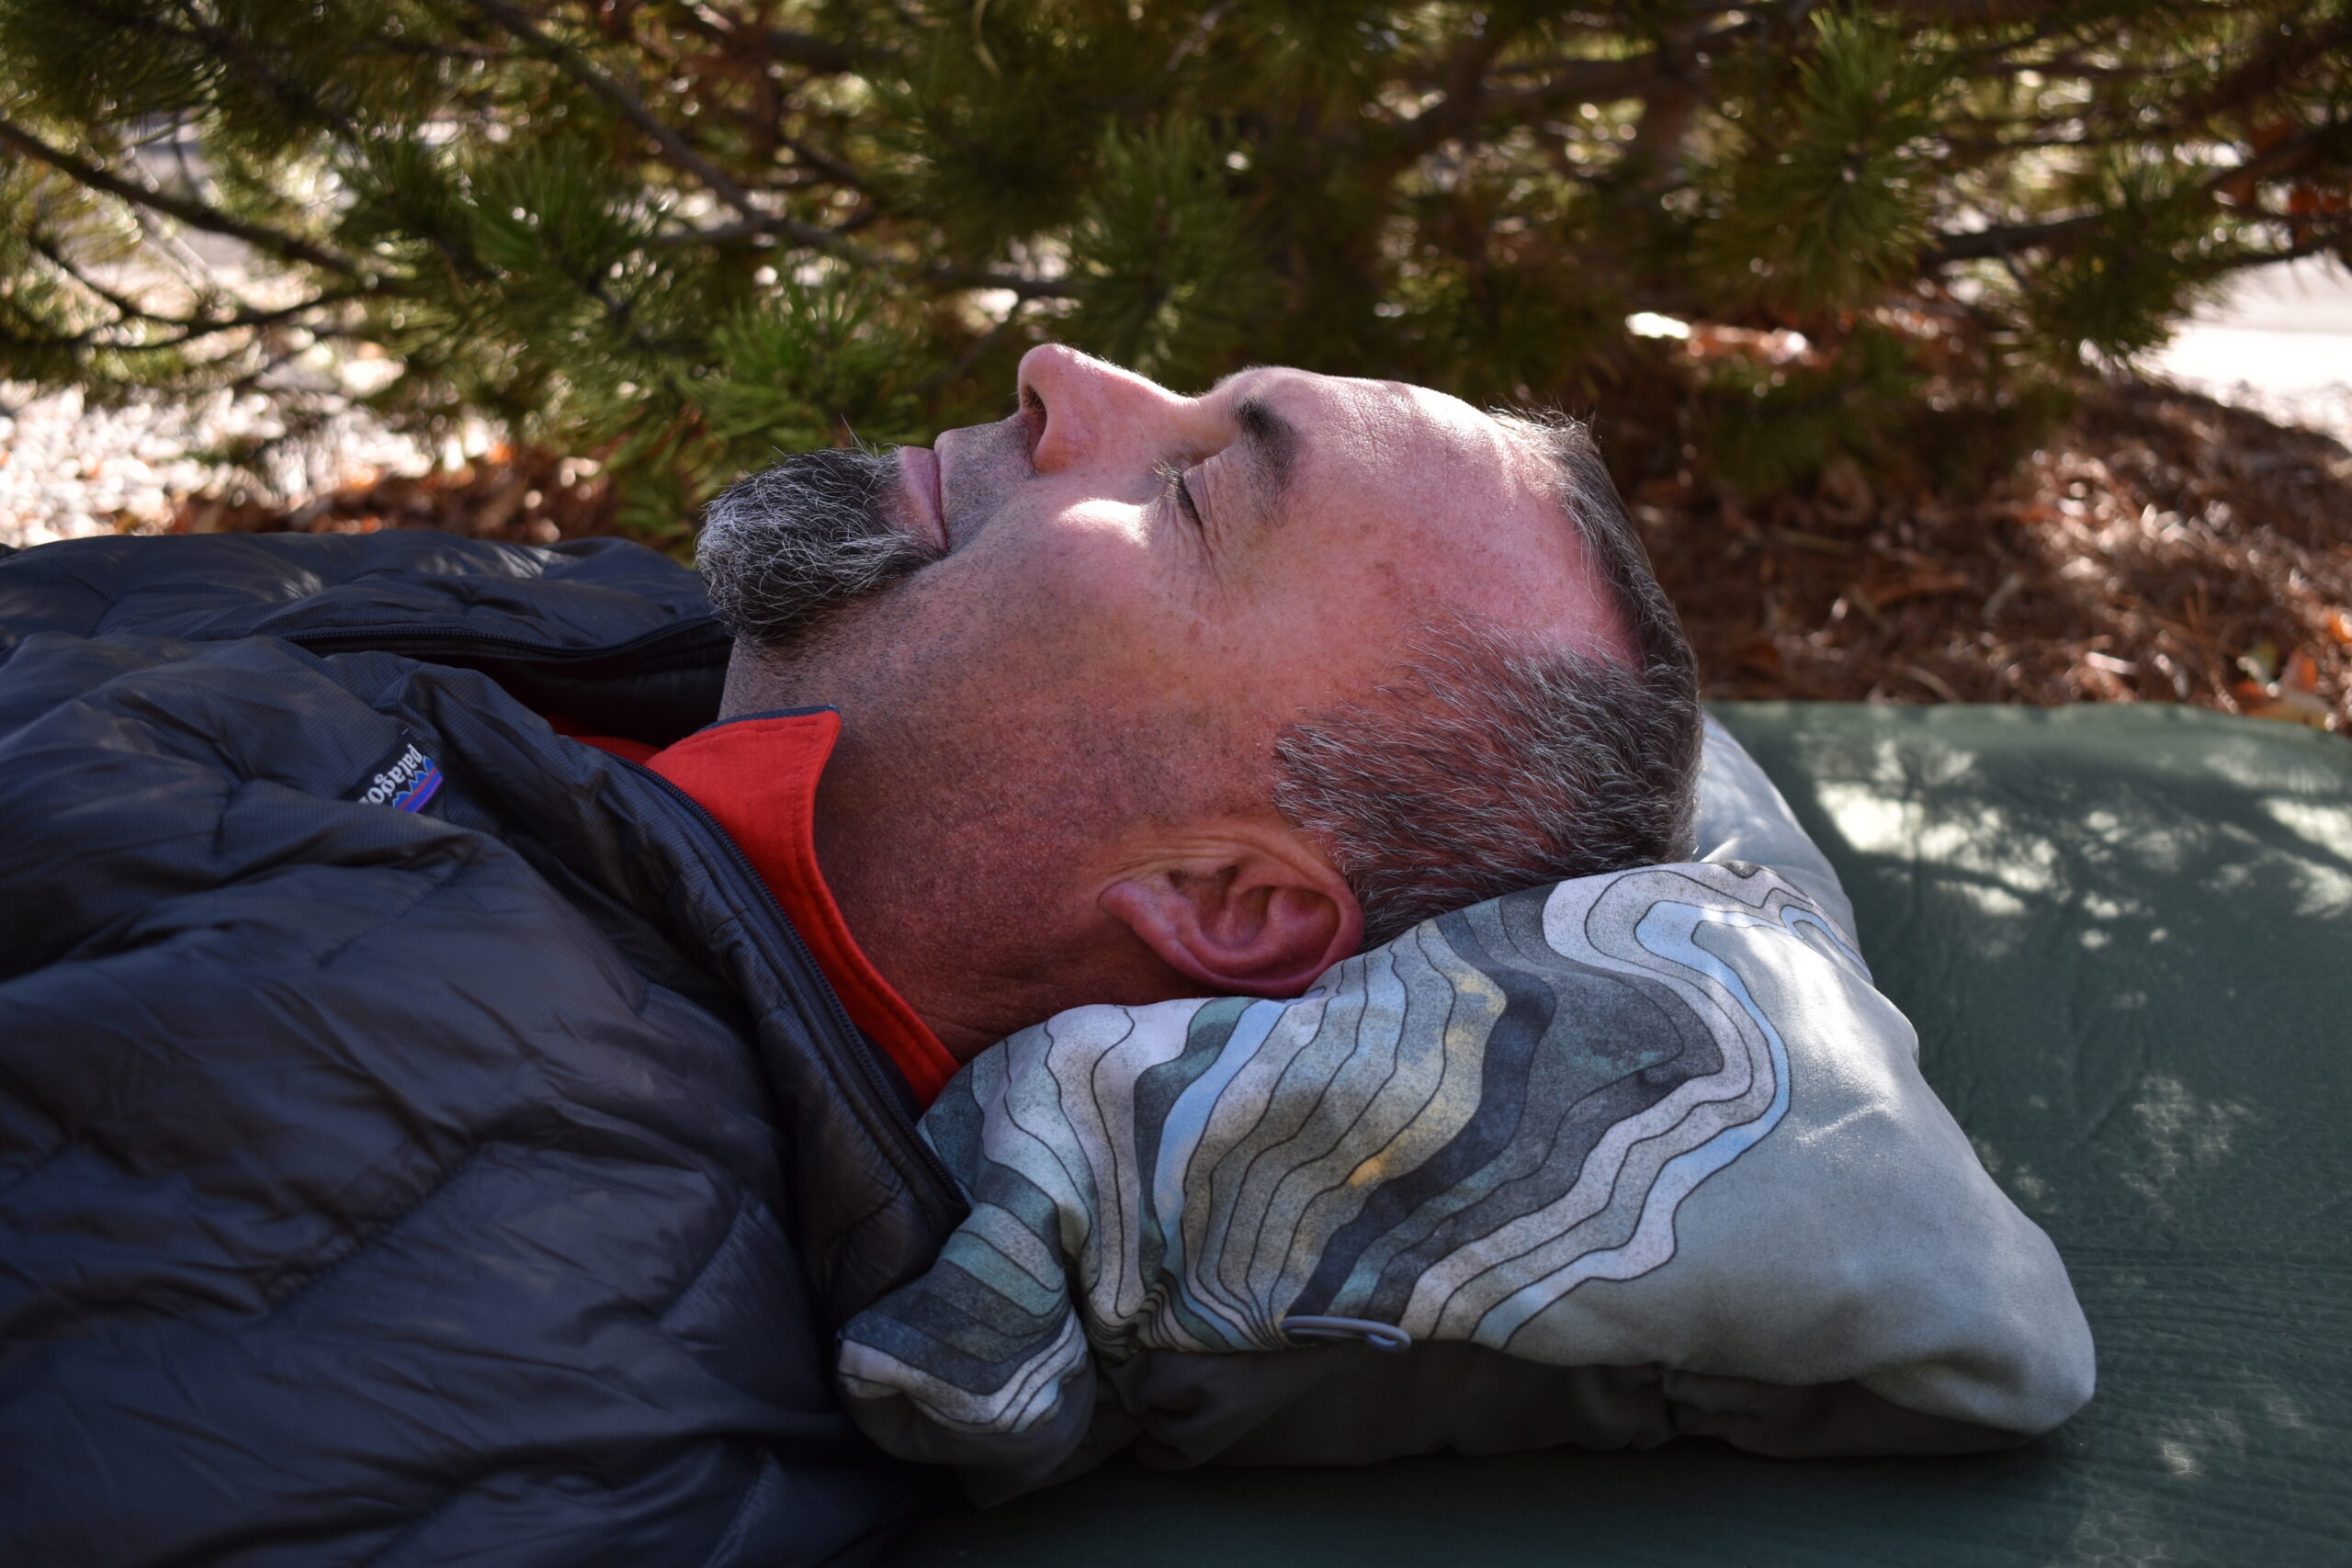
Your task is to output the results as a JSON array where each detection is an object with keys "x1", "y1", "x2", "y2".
[
  {"x1": 695, "y1": 445, "x2": 940, "y2": 651},
  {"x1": 1272, "y1": 412, "x2": 1702, "y2": 950}
]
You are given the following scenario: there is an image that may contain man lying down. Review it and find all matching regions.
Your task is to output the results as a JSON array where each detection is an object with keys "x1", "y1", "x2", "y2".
[{"x1": 0, "y1": 347, "x2": 2090, "y2": 1566}]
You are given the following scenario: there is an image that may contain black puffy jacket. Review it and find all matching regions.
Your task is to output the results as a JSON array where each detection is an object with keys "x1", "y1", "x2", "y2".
[{"x1": 0, "y1": 533, "x2": 967, "y2": 1567}]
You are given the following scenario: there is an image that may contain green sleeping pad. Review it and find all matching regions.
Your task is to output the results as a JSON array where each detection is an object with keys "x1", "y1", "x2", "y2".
[{"x1": 887, "y1": 702, "x2": 2352, "y2": 1567}]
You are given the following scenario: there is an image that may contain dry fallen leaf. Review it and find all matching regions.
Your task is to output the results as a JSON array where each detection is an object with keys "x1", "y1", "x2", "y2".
[{"x1": 2249, "y1": 688, "x2": 2335, "y2": 728}]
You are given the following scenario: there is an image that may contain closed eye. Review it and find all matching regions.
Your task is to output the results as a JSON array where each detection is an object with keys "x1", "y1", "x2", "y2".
[{"x1": 1155, "y1": 459, "x2": 1204, "y2": 527}]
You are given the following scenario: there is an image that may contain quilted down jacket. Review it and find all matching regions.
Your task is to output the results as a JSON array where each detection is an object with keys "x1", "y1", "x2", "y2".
[{"x1": 0, "y1": 533, "x2": 967, "y2": 1567}]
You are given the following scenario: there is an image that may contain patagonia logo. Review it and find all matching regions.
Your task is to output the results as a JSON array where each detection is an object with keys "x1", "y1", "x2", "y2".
[{"x1": 350, "y1": 735, "x2": 444, "y2": 814}]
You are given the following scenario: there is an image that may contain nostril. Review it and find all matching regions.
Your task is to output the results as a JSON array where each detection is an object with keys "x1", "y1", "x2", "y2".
[{"x1": 1017, "y1": 384, "x2": 1055, "y2": 466}]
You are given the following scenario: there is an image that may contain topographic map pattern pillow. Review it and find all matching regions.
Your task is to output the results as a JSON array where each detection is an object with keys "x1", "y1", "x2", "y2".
[{"x1": 837, "y1": 725, "x2": 2094, "y2": 1493}]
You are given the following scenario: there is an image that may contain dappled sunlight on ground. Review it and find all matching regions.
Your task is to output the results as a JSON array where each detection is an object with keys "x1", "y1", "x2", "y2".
[
  {"x1": 1702, "y1": 700, "x2": 2351, "y2": 1562},
  {"x1": 1720, "y1": 702, "x2": 2346, "y2": 1239}
]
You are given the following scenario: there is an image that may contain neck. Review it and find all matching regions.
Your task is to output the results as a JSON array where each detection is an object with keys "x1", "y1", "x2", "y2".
[
  {"x1": 808, "y1": 775, "x2": 1193, "y2": 1064},
  {"x1": 722, "y1": 642, "x2": 1206, "y2": 1062}
]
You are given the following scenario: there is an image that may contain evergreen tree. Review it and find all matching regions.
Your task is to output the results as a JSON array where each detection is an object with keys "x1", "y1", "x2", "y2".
[{"x1": 2, "y1": 1, "x2": 2345, "y2": 537}]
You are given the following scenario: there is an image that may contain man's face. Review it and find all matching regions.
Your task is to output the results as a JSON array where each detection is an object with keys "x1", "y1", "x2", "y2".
[
  {"x1": 896, "y1": 347, "x2": 1629, "y2": 706},
  {"x1": 714, "y1": 346, "x2": 1628, "y2": 1045},
  {"x1": 742, "y1": 344, "x2": 1626, "y2": 753}
]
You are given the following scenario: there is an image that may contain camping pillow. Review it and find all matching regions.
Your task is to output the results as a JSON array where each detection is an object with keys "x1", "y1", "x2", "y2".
[{"x1": 837, "y1": 722, "x2": 2095, "y2": 1500}]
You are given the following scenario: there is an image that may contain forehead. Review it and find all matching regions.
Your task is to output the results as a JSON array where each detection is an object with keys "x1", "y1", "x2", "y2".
[
  {"x1": 1208, "y1": 367, "x2": 1532, "y2": 497},
  {"x1": 1206, "y1": 367, "x2": 1600, "y2": 638}
]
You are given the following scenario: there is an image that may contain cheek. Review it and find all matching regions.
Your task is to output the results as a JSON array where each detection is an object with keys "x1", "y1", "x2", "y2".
[
  {"x1": 1226, "y1": 546, "x2": 1424, "y2": 705},
  {"x1": 951, "y1": 504, "x2": 1212, "y2": 695}
]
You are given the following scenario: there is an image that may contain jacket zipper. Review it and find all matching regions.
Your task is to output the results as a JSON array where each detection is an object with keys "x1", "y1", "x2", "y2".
[{"x1": 621, "y1": 758, "x2": 967, "y2": 1214}]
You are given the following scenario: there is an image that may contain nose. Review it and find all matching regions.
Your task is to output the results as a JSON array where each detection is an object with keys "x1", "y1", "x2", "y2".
[{"x1": 1016, "y1": 344, "x2": 1193, "y2": 474}]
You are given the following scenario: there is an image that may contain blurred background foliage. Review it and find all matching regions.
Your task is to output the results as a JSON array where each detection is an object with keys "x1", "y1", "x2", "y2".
[{"x1": 0, "y1": 0, "x2": 2346, "y2": 539}]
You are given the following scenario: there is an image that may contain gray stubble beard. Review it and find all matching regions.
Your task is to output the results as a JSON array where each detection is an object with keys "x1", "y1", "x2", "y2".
[{"x1": 695, "y1": 446, "x2": 946, "y2": 656}]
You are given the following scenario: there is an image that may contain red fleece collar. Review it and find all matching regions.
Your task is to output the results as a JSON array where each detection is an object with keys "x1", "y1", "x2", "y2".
[{"x1": 633, "y1": 710, "x2": 960, "y2": 1108}]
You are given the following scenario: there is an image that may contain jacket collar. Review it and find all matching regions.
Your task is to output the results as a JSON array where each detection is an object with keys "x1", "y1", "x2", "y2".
[{"x1": 643, "y1": 708, "x2": 961, "y2": 1107}]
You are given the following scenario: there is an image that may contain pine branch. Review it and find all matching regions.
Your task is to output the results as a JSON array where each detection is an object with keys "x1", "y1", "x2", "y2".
[
  {"x1": 1884, "y1": 0, "x2": 2086, "y2": 21},
  {"x1": 160, "y1": 0, "x2": 358, "y2": 138},
  {"x1": 146, "y1": 290, "x2": 370, "y2": 346},
  {"x1": 1924, "y1": 118, "x2": 2349, "y2": 268},
  {"x1": 2180, "y1": 13, "x2": 2352, "y2": 126},
  {"x1": 778, "y1": 134, "x2": 871, "y2": 196},
  {"x1": 27, "y1": 235, "x2": 166, "y2": 328},
  {"x1": 111, "y1": 292, "x2": 371, "y2": 354},
  {"x1": 1476, "y1": 55, "x2": 1680, "y2": 121},
  {"x1": 461, "y1": 0, "x2": 765, "y2": 213},
  {"x1": 1926, "y1": 212, "x2": 2117, "y2": 266},
  {"x1": 2, "y1": 0, "x2": 2329, "y2": 523},
  {"x1": 1464, "y1": 7, "x2": 1761, "y2": 142},
  {"x1": 1388, "y1": 13, "x2": 1525, "y2": 158},
  {"x1": 2230, "y1": 224, "x2": 2352, "y2": 267},
  {"x1": 1939, "y1": 124, "x2": 2184, "y2": 156},
  {"x1": 645, "y1": 199, "x2": 1069, "y2": 299},
  {"x1": 660, "y1": 2, "x2": 876, "y2": 73},
  {"x1": 16, "y1": 231, "x2": 368, "y2": 352},
  {"x1": 0, "y1": 118, "x2": 361, "y2": 276},
  {"x1": 763, "y1": 26, "x2": 868, "y2": 73},
  {"x1": 1164, "y1": 3, "x2": 1235, "y2": 72},
  {"x1": 461, "y1": 0, "x2": 925, "y2": 272},
  {"x1": 930, "y1": 264, "x2": 1069, "y2": 301}
]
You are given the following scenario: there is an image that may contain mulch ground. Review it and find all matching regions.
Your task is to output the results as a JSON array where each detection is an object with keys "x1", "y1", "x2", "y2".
[
  {"x1": 1645, "y1": 377, "x2": 2351, "y2": 730},
  {"x1": 176, "y1": 377, "x2": 2352, "y2": 735}
]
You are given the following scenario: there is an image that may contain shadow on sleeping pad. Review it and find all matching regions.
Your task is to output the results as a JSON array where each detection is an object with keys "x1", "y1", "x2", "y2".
[{"x1": 883, "y1": 701, "x2": 2351, "y2": 1568}]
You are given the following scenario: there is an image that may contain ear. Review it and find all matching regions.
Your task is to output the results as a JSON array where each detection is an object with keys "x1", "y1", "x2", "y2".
[{"x1": 1097, "y1": 824, "x2": 1364, "y2": 998}]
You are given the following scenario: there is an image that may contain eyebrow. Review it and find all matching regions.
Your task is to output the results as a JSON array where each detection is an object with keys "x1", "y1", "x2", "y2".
[{"x1": 1224, "y1": 394, "x2": 1300, "y2": 524}]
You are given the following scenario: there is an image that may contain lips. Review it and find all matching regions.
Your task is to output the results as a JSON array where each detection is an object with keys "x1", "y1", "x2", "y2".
[{"x1": 896, "y1": 445, "x2": 949, "y2": 554}]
